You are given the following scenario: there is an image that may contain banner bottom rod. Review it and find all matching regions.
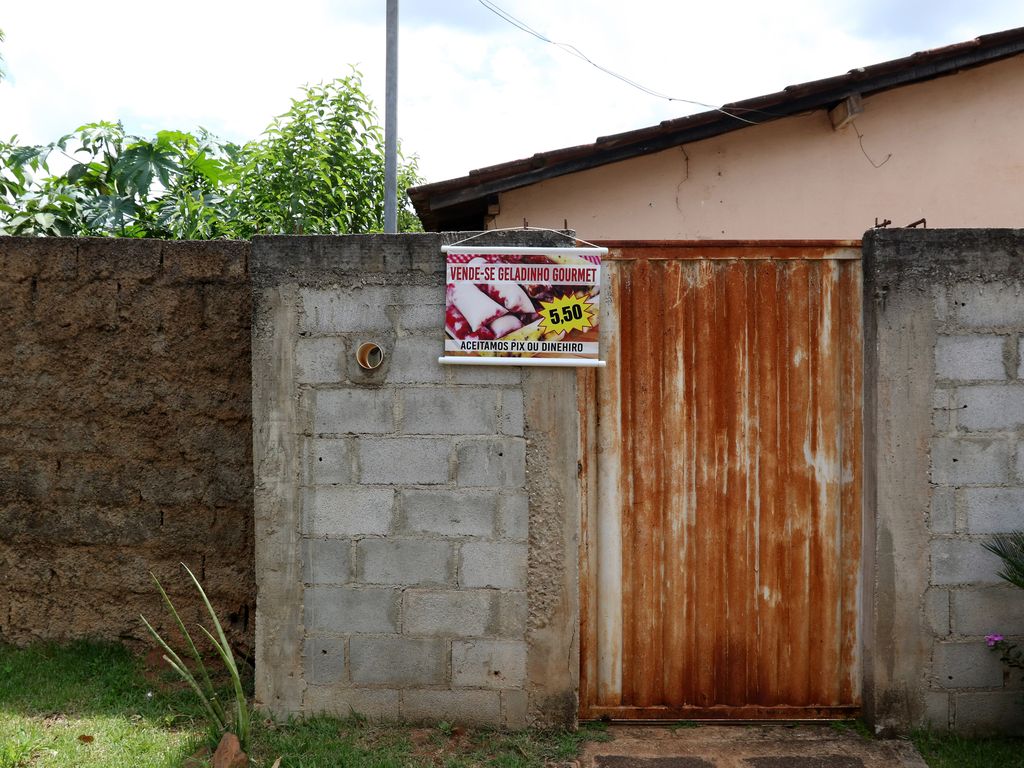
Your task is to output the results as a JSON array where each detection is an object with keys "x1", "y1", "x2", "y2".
[{"x1": 438, "y1": 356, "x2": 605, "y2": 368}]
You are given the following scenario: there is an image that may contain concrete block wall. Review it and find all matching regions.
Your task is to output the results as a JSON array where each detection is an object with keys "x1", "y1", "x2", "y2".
[
  {"x1": 926, "y1": 279, "x2": 1024, "y2": 732},
  {"x1": 251, "y1": 233, "x2": 579, "y2": 727},
  {"x1": 865, "y1": 229, "x2": 1024, "y2": 735}
]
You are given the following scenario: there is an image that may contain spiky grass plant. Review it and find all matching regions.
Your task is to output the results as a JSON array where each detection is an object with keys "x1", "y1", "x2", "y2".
[
  {"x1": 983, "y1": 531, "x2": 1024, "y2": 591},
  {"x1": 140, "y1": 564, "x2": 249, "y2": 749}
]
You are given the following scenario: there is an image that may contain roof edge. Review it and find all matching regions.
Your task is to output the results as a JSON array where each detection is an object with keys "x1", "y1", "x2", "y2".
[{"x1": 410, "y1": 26, "x2": 1024, "y2": 231}]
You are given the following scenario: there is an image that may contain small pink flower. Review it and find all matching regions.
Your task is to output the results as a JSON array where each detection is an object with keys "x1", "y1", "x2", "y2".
[{"x1": 986, "y1": 634, "x2": 1004, "y2": 647}]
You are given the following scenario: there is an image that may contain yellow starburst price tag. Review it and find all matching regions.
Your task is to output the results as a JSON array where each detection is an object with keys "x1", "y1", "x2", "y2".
[{"x1": 538, "y1": 294, "x2": 596, "y2": 335}]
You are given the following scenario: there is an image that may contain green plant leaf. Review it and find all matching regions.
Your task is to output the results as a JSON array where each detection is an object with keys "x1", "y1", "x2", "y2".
[
  {"x1": 139, "y1": 614, "x2": 225, "y2": 732},
  {"x1": 0, "y1": 71, "x2": 422, "y2": 239},
  {"x1": 148, "y1": 571, "x2": 227, "y2": 725},
  {"x1": 182, "y1": 563, "x2": 249, "y2": 748},
  {"x1": 113, "y1": 142, "x2": 180, "y2": 196},
  {"x1": 982, "y1": 531, "x2": 1024, "y2": 590}
]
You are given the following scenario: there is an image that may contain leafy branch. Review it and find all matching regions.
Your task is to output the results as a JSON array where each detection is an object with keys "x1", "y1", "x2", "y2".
[{"x1": 0, "y1": 73, "x2": 422, "y2": 238}]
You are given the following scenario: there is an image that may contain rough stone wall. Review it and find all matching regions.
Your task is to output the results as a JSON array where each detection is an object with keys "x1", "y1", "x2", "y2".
[
  {"x1": 865, "y1": 229, "x2": 1024, "y2": 735},
  {"x1": 251, "y1": 232, "x2": 578, "y2": 727},
  {"x1": 0, "y1": 238, "x2": 254, "y2": 651}
]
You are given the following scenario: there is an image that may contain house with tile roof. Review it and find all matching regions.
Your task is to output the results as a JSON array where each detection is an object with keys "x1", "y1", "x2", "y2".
[{"x1": 410, "y1": 27, "x2": 1024, "y2": 239}]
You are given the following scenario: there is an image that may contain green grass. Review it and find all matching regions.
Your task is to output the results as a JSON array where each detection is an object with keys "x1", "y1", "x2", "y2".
[
  {"x1": 828, "y1": 719, "x2": 873, "y2": 739},
  {"x1": 249, "y1": 716, "x2": 606, "y2": 768},
  {"x1": 0, "y1": 641, "x2": 607, "y2": 768},
  {"x1": 913, "y1": 730, "x2": 1024, "y2": 768},
  {"x1": 0, "y1": 641, "x2": 209, "y2": 768}
]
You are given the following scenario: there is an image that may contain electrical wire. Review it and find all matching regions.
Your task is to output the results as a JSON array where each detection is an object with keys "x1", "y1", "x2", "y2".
[
  {"x1": 852, "y1": 121, "x2": 892, "y2": 168},
  {"x1": 477, "y1": 0, "x2": 765, "y2": 125}
]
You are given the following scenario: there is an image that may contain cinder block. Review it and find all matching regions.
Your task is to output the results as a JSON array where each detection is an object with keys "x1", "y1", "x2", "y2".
[
  {"x1": 963, "y1": 487, "x2": 1024, "y2": 533},
  {"x1": 304, "y1": 586, "x2": 399, "y2": 633},
  {"x1": 450, "y1": 365, "x2": 522, "y2": 386},
  {"x1": 955, "y1": 385, "x2": 1024, "y2": 430},
  {"x1": 930, "y1": 487, "x2": 956, "y2": 534},
  {"x1": 933, "y1": 286, "x2": 950, "y2": 324},
  {"x1": 313, "y1": 389, "x2": 394, "y2": 435},
  {"x1": 1018, "y1": 339, "x2": 1024, "y2": 379},
  {"x1": 452, "y1": 640, "x2": 527, "y2": 689},
  {"x1": 952, "y1": 284, "x2": 1024, "y2": 328},
  {"x1": 358, "y1": 438, "x2": 451, "y2": 485},
  {"x1": 304, "y1": 487, "x2": 394, "y2": 537},
  {"x1": 930, "y1": 438, "x2": 1010, "y2": 486},
  {"x1": 403, "y1": 590, "x2": 495, "y2": 637},
  {"x1": 460, "y1": 542, "x2": 527, "y2": 589},
  {"x1": 305, "y1": 438, "x2": 353, "y2": 485},
  {"x1": 296, "y1": 337, "x2": 348, "y2": 384},
  {"x1": 456, "y1": 438, "x2": 526, "y2": 487},
  {"x1": 358, "y1": 539, "x2": 452, "y2": 586},
  {"x1": 386, "y1": 337, "x2": 445, "y2": 384},
  {"x1": 925, "y1": 588, "x2": 950, "y2": 637},
  {"x1": 923, "y1": 691, "x2": 950, "y2": 731},
  {"x1": 935, "y1": 336, "x2": 1005, "y2": 381},
  {"x1": 304, "y1": 636, "x2": 345, "y2": 685},
  {"x1": 499, "y1": 493, "x2": 529, "y2": 542},
  {"x1": 496, "y1": 592, "x2": 528, "y2": 638},
  {"x1": 401, "y1": 389, "x2": 498, "y2": 435},
  {"x1": 952, "y1": 585, "x2": 1024, "y2": 635},
  {"x1": 1016, "y1": 445, "x2": 1024, "y2": 482},
  {"x1": 350, "y1": 636, "x2": 446, "y2": 685},
  {"x1": 303, "y1": 538, "x2": 351, "y2": 584},
  {"x1": 301, "y1": 286, "x2": 392, "y2": 334},
  {"x1": 930, "y1": 539, "x2": 1004, "y2": 586},
  {"x1": 933, "y1": 384, "x2": 956, "y2": 433},
  {"x1": 954, "y1": 691, "x2": 1024, "y2": 734},
  {"x1": 304, "y1": 686, "x2": 400, "y2": 719},
  {"x1": 402, "y1": 689, "x2": 501, "y2": 725},
  {"x1": 499, "y1": 391, "x2": 525, "y2": 436},
  {"x1": 933, "y1": 388, "x2": 954, "y2": 410},
  {"x1": 395, "y1": 285, "x2": 445, "y2": 333},
  {"x1": 502, "y1": 690, "x2": 530, "y2": 728},
  {"x1": 401, "y1": 489, "x2": 498, "y2": 538},
  {"x1": 932, "y1": 642, "x2": 1003, "y2": 689}
]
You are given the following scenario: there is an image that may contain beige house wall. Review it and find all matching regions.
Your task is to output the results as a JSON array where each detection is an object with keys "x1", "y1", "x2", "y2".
[{"x1": 492, "y1": 55, "x2": 1024, "y2": 240}]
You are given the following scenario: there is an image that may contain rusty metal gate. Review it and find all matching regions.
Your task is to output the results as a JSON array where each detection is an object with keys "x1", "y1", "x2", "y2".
[{"x1": 579, "y1": 241, "x2": 863, "y2": 720}]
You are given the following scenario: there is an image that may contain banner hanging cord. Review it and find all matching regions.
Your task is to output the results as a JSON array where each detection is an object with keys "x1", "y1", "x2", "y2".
[{"x1": 447, "y1": 226, "x2": 605, "y2": 250}]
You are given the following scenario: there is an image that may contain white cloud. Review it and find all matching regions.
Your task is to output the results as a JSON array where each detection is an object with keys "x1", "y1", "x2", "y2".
[{"x1": 1, "y1": 0, "x2": 1020, "y2": 183}]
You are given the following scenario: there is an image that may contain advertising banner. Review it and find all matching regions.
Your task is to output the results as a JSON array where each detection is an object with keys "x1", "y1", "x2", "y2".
[{"x1": 439, "y1": 245, "x2": 606, "y2": 367}]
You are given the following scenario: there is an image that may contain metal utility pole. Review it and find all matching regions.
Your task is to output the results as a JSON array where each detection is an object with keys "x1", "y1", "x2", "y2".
[{"x1": 384, "y1": 0, "x2": 399, "y2": 233}]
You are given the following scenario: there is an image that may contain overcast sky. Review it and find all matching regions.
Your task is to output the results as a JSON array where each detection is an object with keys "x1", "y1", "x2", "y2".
[{"x1": 1, "y1": 1, "x2": 1021, "y2": 184}]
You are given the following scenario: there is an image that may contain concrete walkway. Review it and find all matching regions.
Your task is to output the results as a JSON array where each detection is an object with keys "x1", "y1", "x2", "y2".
[{"x1": 578, "y1": 725, "x2": 928, "y2": 768}]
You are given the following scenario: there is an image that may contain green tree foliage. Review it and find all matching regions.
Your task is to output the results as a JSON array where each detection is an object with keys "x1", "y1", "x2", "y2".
[{"x1": 0, "y1": 73, "x2": 422, "y2": 238}]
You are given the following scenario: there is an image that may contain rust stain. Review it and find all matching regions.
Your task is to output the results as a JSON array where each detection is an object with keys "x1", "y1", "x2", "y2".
[
  {"x1": 582, "y1": 704, "x2": 861, "y2": 721},
  {"x1": 577, "y1": 366, "x2": 598, "y2": 716},
  {"x1": 581, "y1": 244, "x2": 862, "y2": 720},
  {"x1": 597, "y1": 242, "x2": 862, "y2": 261}
]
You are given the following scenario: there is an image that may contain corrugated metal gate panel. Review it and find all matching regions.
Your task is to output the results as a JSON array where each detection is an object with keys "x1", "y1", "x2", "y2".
[{"x1": 580, "y1": 243, "x2": 862, "y2": 720}]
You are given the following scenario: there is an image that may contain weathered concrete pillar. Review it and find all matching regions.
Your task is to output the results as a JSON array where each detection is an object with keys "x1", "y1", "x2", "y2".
[{"x1": 864, "y1": 229, "x2": 1024, "y2": 736}]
